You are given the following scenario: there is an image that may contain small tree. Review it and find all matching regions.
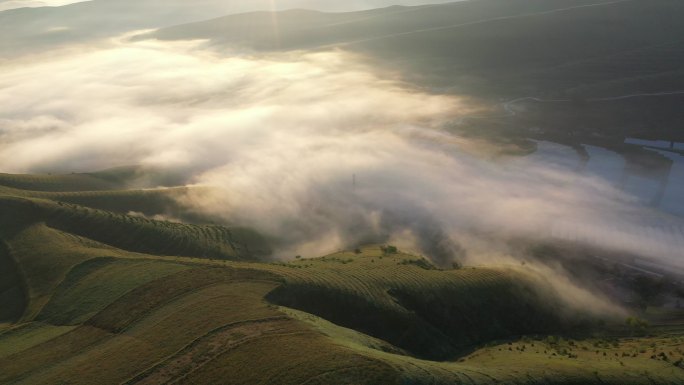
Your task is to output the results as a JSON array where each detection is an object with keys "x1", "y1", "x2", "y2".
[
  {"x1": 381, "y1": 245, "x2": 398, "y2": 255},
  {"x1": 625, "y1": 317, "x2": 649, "y2": 336}
]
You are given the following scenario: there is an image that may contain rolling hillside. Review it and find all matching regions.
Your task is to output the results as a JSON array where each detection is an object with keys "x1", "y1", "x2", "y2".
[
  {"x1": 1, "y1": 171, "x2": 684, "y2": 383},
  {"x1": 3, "y1": 1, "x2": 684, "y2": 383}
]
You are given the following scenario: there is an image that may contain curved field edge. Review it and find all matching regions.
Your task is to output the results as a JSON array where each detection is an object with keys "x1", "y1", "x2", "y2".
[
  {"x1": 0, "y1": 195, "x2": 271, "y2": 262},
  {"x1": 0, "y1": 245, "x2": 681, "y2": 383},
  {"x1": 0, "y1": 176, "x2": 682, "y2": 384}
]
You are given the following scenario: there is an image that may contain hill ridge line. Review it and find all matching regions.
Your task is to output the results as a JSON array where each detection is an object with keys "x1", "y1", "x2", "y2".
[{"x1": 319, "y1": 0, "x2": 636, "y2": 49}]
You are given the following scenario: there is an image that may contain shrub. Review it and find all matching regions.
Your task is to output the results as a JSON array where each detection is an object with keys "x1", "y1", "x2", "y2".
[{"x1": 381, "y1": 245, "x2": 398, "y2": 255}]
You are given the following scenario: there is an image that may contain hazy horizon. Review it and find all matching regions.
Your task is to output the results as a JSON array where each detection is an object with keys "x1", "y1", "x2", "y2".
[{"x1": 0, "y1": 0, "x2": 462, "y2": 12}]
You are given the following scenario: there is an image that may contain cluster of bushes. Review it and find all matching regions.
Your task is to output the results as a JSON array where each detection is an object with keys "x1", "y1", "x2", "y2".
[
  {"x1": 397, "y1": 258, "x2": 436, "y2": 270},
  {"x1": 625, "y1": 317, "x2": 649, "y2": 336},
  {"x1": 381, "y1": 245, "x2": 398, "y2": 255}
]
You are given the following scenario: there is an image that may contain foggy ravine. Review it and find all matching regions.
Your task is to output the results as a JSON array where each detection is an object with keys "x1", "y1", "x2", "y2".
[{"x1": 1, "y1": 35, "x2": 682, "y2": 275}]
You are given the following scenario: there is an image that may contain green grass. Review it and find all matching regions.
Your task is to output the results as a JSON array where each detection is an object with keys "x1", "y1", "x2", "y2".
[
  {"x1": 0, "y1": 172, "x2": 122, "y2": 192},
  {"x1": 29, "y1": 188, "x2": 188, "y2": 217},
  {"x1": 283, "y1": 305, "x2": 684, "y2": 384},
  {"x1": 253, "y1": 246, "x2": 596, "y2": 360},
  {"x1": 457, "y1": 336, "x2": 684, "y2": 384},
  {"x1": 0, "y1": 322, "x2": 76, "y2": 359},
  {"x1": 0, "y1": 166, "x2": 185, "y2": 193},
  {"x1": 1, "y1": 172, "x2": 684, "y2": 383},
  {"x1": 0, "y1": 239, "x2": 682, "y2": 384},
  {"x1": 4, "y1": 222, "x2": 140, "y2": 320},
  {"x1": 0, "y1": 266, "x2": 282, "y2": 385},
  {"x1": 0, "y1": 196, "x2": 271, "y2": 263},
  {"x1": 0, "y1": 240, "x2": 26, "y2": 323},
  {"x1": 37, "y1": 258, "x2": 189, "y2": 325},
  {"x1": 16, "y1": 282, "x2": 279, "y2": 385}
]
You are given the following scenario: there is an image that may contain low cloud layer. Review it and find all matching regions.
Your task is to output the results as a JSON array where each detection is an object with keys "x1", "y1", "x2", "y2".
[{"x1": 0, "y1": 36, "x2": 682, "y2": 274}]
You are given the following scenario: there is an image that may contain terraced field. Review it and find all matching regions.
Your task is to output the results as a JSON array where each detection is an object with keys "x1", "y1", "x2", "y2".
[
  {"x1": 0, "y1": 173, "x2": 123, "y2": 193},
  {"x1": 1, "y1": 171, "x2": 683, "y2": 384},
  {"x1": 0, "y1": 195, "x2": 270, "y2": 262}
]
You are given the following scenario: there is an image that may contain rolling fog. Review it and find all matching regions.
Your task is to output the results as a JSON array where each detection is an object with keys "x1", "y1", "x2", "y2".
[{"x1": 1, "y1": 35, "x2": 682, "y2": 273}]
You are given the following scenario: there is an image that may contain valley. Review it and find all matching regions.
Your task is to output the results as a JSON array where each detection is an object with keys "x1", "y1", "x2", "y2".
[{"x1": 1, "y1": 0, "x2": 683, "y2": 383}]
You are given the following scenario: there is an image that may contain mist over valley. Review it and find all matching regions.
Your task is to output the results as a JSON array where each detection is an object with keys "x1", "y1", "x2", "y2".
[{"x1": 1, "y1": 1, "x2": 684, "y2": 384}]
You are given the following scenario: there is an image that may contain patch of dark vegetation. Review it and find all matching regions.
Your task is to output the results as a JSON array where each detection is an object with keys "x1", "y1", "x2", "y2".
[
  {"x1": 397, "y1": 258, "x2": 436, "y2": 270},
  {"x1": 381, "y1": 245, "x2": 398, "y2": 255},
  {"x1": 0, "y1": 240, "x2": 27, "y2": 323},
  {"x1": 266, "y1": 272, "x2": 589, "y2": 361},
  {"x1": 267, "y1": 282, "x2": 456, "y2": 360}
]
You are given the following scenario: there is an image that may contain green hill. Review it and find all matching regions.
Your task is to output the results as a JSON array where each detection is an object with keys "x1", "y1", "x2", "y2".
[
  {"x1": 259, "y1": 249, "x2": 586, "y2": 360},
  {"x1": 0, "y1": 166, "x2": 192, "y2": 192},
  {"x1": 0, "y1": 172, "x2": 124, "y2": 193},
  {"x1": 0, "y1": 196, "x2": 270, "y2": 262},
  {"x1": 1, "y1": 171, "x2": 683, "y2": 383}
]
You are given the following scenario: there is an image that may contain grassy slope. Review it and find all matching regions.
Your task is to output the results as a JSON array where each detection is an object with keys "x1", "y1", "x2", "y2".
[
  {"x1": 0, "y1": 238, "x2": 682, "y2": 383},
  {"x1": 0, "y1": 175, "x2": 683, "y2": 383},
  {"x1": 0, "y1": 172, "x2": 122, "y2": 192},
  {"x1": 285, "y1": 306, "x2": 684, "y2": 384},
  {"x1": 0, "y1": 173, "x2": 270, "y2": 324},
  {"x1": 0, "y1": 195, "x2": 270, "y2": 262},
  {"x1": 0, "y1": 168, "x2": 273, "y2": 262},
  {"x1": 2, "y1": 244, "x2": 680, "y2": 384},
  {"x1": 257, "y1": 247, "x2": 587, "y2": 360},
  {"x1": 0, "y1": 166, "x2": 168, "y2": 192},
  {"x1": 0, "y1": 240, "x2": 26, "y2": 323}
]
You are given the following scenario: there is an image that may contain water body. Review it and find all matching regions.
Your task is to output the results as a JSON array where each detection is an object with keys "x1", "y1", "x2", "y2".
[
  {"x1": 529, "y1": 141, "x2": 684, "y2": 266},
  {"x1": 653, "y1": 149, "x2": 684, "y2": 216},
  {"x1": 523, "y1": 141, "x2": 582, "y2": 172},
  {"x1": 529, "y1": 141, "x2": 682, "y2": 216},
  {"x1": 625, "y1": 138, "x2": 684, "y2": 151},
  {"x1": 583, "y1": 145, "x2": 625, "y2": 186},
  {"x1": 550, "y1": 219, "x2": 684, "y2": 267}
]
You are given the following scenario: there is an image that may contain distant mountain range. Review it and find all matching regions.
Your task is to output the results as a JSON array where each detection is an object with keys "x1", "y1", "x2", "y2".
[
  {"x1": 0, "y1": 0, "x2": 460, "y2": 54},
  {"x1": 141, "y1": 0, "x2": 684, "y2": 100},
  {"x1": 3, "y1": 0, "x2": 683, "y2": 143}
]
